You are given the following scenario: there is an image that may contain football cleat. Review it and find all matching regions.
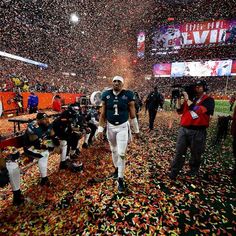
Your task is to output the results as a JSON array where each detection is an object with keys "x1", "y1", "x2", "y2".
[
  {"x1": 186, "y1": 170, "x2": 199, "y2": 177},
  {"x1": 82, "y1": 143, "x2": 89, "y2": 149},
  {"x1": 59, "y1": 160, "x2": 69, "y2": 170},
  {"x1": 40, "y1": 176, "x2": 50, "y2": 186},
  {"x1": 117, "y1": 178, "x2": 125, "y2": 193},
  {"x1": 13, "y1": 190, "x2": 25, "y2": 206}
]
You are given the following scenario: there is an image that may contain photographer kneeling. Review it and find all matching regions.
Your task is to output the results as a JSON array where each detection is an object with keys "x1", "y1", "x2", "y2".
[{"x1": 169, "y1": 80, "x2": 215, "y2": 180}]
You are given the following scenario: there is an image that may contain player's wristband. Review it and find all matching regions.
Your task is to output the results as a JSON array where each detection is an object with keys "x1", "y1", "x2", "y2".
[
  {"x1": 97, "y1": 126, "x2": 104, "y2": 133},
  {"x1": 130, "y1": 118, "x2": 139, "y2": 133}
]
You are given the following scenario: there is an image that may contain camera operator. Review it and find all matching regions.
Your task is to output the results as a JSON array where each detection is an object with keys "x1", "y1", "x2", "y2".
[{"x1": 169, "y1": 80, "x2": 215, "y2": 180}]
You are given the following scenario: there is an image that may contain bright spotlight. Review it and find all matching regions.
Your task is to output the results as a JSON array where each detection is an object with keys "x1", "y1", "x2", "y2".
[
  {"x1": 0, "y1": 51, "x2": 48, "y2": 68},
  {"x1": 70, "y1": 13, "x2": 79, "y2": 23}
]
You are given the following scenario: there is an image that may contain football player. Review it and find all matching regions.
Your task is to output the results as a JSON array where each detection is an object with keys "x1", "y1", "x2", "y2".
[
  {"x1": 52, "y1": 109, "x2": 83, "y2": 171},
  {"x1": 24, "y1": 112, "x2": 57, "y2": 186},
  {"x1": 96, "y1": 76, "x2": 140, "y2": 192},
  {"x1": 5, "y1": 113, "x2": 58, "y2": 205}
]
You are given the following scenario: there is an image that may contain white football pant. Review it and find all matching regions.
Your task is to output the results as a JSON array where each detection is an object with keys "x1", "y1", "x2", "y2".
[
  {"x1": 107, "y1": 121, "x2": 130, "y2": 178},
  {"x1": 6, "y1": 150, "x2": 49, "y2": 191}
]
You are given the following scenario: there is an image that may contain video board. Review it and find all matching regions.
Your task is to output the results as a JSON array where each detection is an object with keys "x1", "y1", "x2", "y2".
[
  {"x1": 153, "y1": 63, "x2": 171, "y2": 77},
  {"x1": 151, "y1": 19, "x2": 236, "y2": 55},
  {"x1": 153, "y1": 59, "x2": 233, "y2": 77}
]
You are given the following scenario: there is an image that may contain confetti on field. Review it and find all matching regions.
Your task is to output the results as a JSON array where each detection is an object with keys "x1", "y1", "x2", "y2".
[{"x1": 0, "y1": 111, "x2": 236, "y2": 235}]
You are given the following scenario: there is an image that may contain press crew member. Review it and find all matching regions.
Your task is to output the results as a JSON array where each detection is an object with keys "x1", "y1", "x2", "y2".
[{"x1": 169, "y1": 80, "x2": 215, "y2": 180}]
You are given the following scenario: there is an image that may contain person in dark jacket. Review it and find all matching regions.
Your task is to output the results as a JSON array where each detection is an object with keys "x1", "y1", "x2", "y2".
[{"x1": 145, "y1": 86, "x2": 161, "y2": 131}]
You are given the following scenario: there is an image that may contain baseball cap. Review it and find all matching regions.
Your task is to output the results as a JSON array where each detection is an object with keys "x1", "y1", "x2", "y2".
[
  {"x1": 36, "y1": 112, "x2": 48, "y2": 120},
  {"x1": 195, "y1": 80, "x2": 206, "y2": 87},
  {"x1": 112, "y1": 76, "x2": 124, "y2": 84}
]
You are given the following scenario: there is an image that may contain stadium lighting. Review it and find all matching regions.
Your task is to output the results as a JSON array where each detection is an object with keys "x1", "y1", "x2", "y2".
[
  {"x1": 70, "y1": 13, "x2": 79, "y2": 23},
  {"x1": 0, "y1": 51, "x2": 48, "y2": 68}
]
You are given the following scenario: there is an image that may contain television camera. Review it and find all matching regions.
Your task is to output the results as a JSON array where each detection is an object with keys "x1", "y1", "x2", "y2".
[{"x1": 171, "y1": 80, "x2": 208, "y2": 101}]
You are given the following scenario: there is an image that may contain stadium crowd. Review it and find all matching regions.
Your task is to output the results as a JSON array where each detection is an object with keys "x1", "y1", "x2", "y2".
[
  {"x1": 0, "y1": 65, "x2": 110, "y2": 94},
  {"x1": 1, "y1": 64, "x2": 236, "y2": 99}
]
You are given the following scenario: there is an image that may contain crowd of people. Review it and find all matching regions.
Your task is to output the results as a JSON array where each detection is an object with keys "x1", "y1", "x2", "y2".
[
  {"x1": 0, "y1": 70, "x2": 109, "y2": 95},
  {"x1": 0, "y1": 61, "x2": 111, "y2": 94},
  {"x1": 1, "y1": 67, "x2": 236, "y2": 101}
]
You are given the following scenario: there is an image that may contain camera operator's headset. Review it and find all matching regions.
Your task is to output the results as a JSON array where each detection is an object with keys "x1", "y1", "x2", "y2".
[{"x1": 195, "y1": 80, "x2": 209, "y2": 92}]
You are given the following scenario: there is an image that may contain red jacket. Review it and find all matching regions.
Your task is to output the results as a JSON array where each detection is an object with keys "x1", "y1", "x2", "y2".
[
  {"x1": 52, "y1": 99, "x2": 61, "y2": 112},
  {"x1": 180, "y1": 95, "x2": 214, "y2": 128}
]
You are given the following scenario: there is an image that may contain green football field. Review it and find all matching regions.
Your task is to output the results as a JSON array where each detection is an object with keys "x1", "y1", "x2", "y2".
[{"x1": 214, "y1": 100, "x2": 234, "y2": 115}]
